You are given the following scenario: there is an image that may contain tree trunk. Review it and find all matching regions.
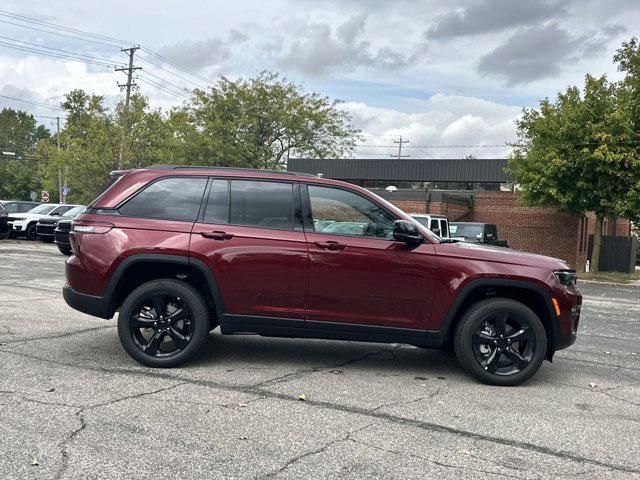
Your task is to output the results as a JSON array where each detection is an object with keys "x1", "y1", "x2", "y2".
[{"x1": 590, "y1": 215, "x2": 604, "y2": 275}]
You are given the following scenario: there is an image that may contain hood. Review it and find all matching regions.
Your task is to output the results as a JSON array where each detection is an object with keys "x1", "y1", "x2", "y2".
[
  {"x1": 10, "y1": 213, "x2": 49, "y2": 221},
  {"x1": 435, "y1": 241, "x2": 572, "y2": 270}
]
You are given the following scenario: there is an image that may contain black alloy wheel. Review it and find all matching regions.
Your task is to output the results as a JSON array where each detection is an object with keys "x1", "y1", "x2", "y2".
[
  {"x1": 25, "y1": 223, "x2": 37, "y2": 240},
  {"x1": 117, "y1": 279, "x2": 210, "y2": 367},
  {"x1": 454, "y1": 298, "x2": 547, "y2": 386},
  {"x1": 130, "y1": 293, "x2": 194, "y2": 357},
  {"x1": 472, "y1": 312, "x2": 535, "y2": 375}
]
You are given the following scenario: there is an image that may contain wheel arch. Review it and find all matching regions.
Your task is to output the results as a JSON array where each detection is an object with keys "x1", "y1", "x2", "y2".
[
  {"x1": 105, "y1": 254, "x2": 225, "y2": 320},
  {"x1": 435, "y1": 279, "x2": 557, "y2": 361}
]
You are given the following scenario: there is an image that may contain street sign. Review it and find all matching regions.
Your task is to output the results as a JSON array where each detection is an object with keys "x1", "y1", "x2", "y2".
[
  {"x1": 62, "y1": 187, "x2": 71, "y2": 196},
  {"x1": 41, "y1": 191, "x2": 50, "y2": 203}
]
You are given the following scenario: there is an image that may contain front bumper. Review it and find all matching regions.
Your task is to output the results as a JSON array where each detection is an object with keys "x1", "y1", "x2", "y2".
[
  {"x1": 551, "y1": 287, "x2": 581, "y2": 351},
  {"x1": 63, "y1": 285, "x2": 112, "y2": 319}
]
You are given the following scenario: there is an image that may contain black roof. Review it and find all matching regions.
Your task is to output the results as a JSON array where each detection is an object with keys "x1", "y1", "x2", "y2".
[{"x1": 287, "y1": 158, "x2": 509, "y2": 182}]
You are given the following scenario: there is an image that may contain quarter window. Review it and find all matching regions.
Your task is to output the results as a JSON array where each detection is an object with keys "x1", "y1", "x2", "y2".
[
  {"x1": 229, "y1": 180, "x2": 294, "y2": 230},
  {"x1": 307, "y1": 185, "x2": 396, "y2": 239},
  {"x1": 119, "y1": 177, "x2": 207, "y2": 222}
]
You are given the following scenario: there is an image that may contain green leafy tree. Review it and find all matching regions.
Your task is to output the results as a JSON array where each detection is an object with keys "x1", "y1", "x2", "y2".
[
  {"x1": 0, "y1": 108, "x2": 50, "y2": 199},
  {"x1": 508, "y1": 39, "x2": 640, "y2": 273},
  {"x1": 172, "y1": 71, "x2": 360, "y2": 168}
]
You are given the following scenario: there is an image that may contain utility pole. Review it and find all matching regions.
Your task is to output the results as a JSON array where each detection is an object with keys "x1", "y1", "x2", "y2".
[
  {"x1": 115, "y1": 46, "x2": 141, "y2": 169},
  {"x1": 391, "y1": 136, "x2": 410, "y2": 159},
  {"x1": 56, "y1": 116, "x2": 63, "y2": 203}
]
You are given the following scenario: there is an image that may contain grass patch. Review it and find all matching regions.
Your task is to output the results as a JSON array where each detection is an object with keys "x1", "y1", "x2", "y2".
[{"x1": 578, "y1": 269, "x2": 640, "y2": 284}]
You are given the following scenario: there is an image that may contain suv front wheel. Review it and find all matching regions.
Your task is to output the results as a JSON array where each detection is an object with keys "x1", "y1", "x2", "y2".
[
  {"x1": 117, "y1": 279, "x2": 210, "y2": 367},
  {"x1": 454, "y1": 298, "x2": 547, "y2": 386}
]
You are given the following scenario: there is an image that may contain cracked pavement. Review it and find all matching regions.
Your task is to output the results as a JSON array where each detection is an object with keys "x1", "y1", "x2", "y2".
[{"x1": 0, "y1": 240, "x2": 639, "y2": 479}]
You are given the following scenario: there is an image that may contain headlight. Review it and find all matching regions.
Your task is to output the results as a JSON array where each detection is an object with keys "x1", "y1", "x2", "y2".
[{"x1": 554, "y1": 270, "x2": 577, "y2": 288}]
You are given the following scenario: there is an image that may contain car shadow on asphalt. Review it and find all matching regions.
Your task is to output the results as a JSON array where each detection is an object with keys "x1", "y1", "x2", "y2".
[{"x1": 184, "y1": 330, "x2": 464, "y2": 378}]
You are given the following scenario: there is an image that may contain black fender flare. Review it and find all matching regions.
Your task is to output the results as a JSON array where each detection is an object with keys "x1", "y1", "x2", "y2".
[
  {"x1": 104, "y1": 254, "x2": 226, "y2": 318},
  {"x1": 431, "y1": 278, "x2": 558, "y2": 347}
]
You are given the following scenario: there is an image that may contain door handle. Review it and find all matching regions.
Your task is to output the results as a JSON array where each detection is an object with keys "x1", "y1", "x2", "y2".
[
  {"x1": 201, "y1": 231, "x2": 234, "y2": 240},
  {"x1": 314, "y1": 240, "x2": 347, "y2": 251}
]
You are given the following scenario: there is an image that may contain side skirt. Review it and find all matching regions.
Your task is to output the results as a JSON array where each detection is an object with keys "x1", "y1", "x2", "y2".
[{"x1": 220, "y1": 314, "x2": 444, "y2": 349}]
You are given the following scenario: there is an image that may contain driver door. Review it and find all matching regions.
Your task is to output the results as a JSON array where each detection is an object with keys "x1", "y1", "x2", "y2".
[{"x1": 302, "y1": 183, "x2": 436, "y2": 330}]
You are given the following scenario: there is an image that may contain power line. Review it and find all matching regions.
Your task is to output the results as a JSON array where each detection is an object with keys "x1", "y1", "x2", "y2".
[
  {"x1": 0, "y1": 94, "x2": 64, "y2": 110},
  {"x1": 0, "y1": 40, "x2": 119, "y2": 67},
  {"x1": 137, "y1": 54, "x2": 208, "y2": 89},
  {"x1": 0, "y1": 9, "x2": 213, "y2": 92},
  {"x1": 142, "y1": 70, "x2": 192, "y2": 95},
  {"x1": 0, "y1": 9, "x2": 132, "y2": 46},
  {"x1": 0, "y1": 18, "x2": 123, "y2": 49},
  {"x1": 140, "y1": 47, "x2": 215, "y2": 85},
  {"x1": 0, "y1": 34, "x2": 126, "y2": 65},
  {"x1": 137, "y1": 77, "x2": 191, "y2": 100}
]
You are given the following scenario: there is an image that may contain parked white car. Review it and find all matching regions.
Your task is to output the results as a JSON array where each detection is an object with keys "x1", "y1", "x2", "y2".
[
  {"x1": 8, "y1": 204, "x2": 81, "y2": 240},
  {"x1": 410, "y1": 213, "x2": 451, "y2": 238}
]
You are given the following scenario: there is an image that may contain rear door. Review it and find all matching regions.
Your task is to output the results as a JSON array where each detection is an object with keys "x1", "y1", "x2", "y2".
[{"x1": 190, "y1": 178, "x2": 308, "y2": 320}]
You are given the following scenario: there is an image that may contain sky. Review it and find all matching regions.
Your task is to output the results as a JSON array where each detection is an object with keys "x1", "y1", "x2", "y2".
[{"x1": 0, "y1": 0, "x2": 637, "y2": 159}]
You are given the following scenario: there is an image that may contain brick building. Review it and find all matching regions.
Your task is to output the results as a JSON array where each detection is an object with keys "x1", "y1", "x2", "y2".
[{"x1": 288, "y1": 158, "x2": 632, "y2": 270}]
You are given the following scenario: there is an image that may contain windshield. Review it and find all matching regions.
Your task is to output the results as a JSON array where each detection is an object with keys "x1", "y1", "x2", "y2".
[
  {"x1": 411, "y1": 216, "x2": 430, "y2": 227},
  {"x1": 450, "y1": 224, "x2": 484, "y2": 238},
  {"x1": 27, "y1": 204, "x2": 58, "y2": 215},
  {"x1": 63, "y1": 206, "x2": 85, "y2": 218}
]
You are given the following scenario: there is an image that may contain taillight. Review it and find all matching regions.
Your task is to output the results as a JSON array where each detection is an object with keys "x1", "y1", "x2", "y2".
[{"x1": 72, "y1": 220, "x2": 114, "y2": 234}]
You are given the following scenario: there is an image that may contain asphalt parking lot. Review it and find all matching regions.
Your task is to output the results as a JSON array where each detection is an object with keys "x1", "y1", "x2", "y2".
[{"x1": 0, "y1": 240, "x2": 639, "y2": 479}]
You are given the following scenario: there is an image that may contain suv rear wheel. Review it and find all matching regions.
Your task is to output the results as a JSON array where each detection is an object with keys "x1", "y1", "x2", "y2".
[
  {"x1": 117, "y1": 279, "x2": 210, "y2": 367},
  {"x1": 453, "y1": 298, "x2": 547, "y2": 386}
]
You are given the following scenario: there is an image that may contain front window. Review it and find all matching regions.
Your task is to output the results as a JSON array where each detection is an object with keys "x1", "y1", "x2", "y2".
[
  {"x1": 27, "y1": 204, "x2": 57, "y2": 215},
  {"x1": 307, "y1": 185, "x2": 397, "y2": 239}
]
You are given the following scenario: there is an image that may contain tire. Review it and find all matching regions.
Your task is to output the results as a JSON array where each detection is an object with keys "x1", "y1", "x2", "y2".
[
  {"x1": 25, "y1": 223, "x2": 37, "y2": 240},
  {"x1": 41, "y1": 237, "x2": 54, "y2": 243},
  {"x1": 117, "y1": 279, "x2": 210, "y2": 368},
  {"x1": 57, "y1": 244, "x2": 72, "y2": 255},
  {"x1": 453, "y1": 298, "x2": 547, "y2": 386}
]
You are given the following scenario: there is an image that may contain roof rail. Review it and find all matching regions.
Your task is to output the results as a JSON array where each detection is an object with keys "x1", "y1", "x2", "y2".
[{"x1": 144, "y1": 165, "x2": 318, "y2": 178}]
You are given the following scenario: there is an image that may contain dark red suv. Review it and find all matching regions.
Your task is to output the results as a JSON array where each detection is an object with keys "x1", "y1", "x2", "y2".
[{"x1": 63, "y1": 166, "x2": 581, "y2": 385}]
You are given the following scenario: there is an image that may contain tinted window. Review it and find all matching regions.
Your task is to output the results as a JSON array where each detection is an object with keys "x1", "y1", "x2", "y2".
[
  {"x1": 119, "y1": 177, "x2": 207, "y2": 221},
  {"x1": 50, "y1": 205, "x2": 74, "y2": 216},
  {"x1": 3, "y1": 202, "x2": 17, "y2": 213},
  {"x1": 29, "y1": 204, "x2": 58, "y2": 215},
  {"x1": 229, "y1": 180, "x2": 294, "y2": 230},
  {"x1": 20, "y1": 202, "x2": 38, "y2": 212},
  {"x1": 203, "y1": 179, "x2": 229, "y2": 224},
  {"x1": 307, "y1": 185, "x2": 396, "y2": 239},
  {"x1": 485, "y1": 225, "x2": 497, "y2": 240},
  {"x1": 430, "y1": 219, "x2": 439, "y2": 230},
  {"x1": 439, "y1": 219, "x2": 449, "y2": 238}
]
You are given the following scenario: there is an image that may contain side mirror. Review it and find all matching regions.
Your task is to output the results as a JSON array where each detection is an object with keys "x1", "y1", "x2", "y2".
[{"x1": 393, "y1": 220, "x2": 424, "y2": 244}]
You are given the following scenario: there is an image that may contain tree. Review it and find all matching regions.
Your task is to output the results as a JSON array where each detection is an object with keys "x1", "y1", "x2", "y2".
[
  {"x1": 0, "y1": 108, "x2": 50, "y2": 199},
  {"x1": 172, "y1": 71, "x2": 360, "y2": 169},
  {"x1": 508, "y1": 39, "x2": 640, "y2": 274}
]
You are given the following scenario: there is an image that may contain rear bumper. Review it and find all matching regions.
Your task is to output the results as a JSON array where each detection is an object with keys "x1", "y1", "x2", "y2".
[{"x1": 63, "y1": 285, "x2": 112, "y2": 319}]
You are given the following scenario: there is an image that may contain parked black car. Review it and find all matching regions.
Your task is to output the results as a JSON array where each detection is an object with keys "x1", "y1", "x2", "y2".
[
  {"x1": 450, "y1": 222, "x2": 509, "y2": 247},
  {"x1": 54, "y1": 218, "x2": 73, "y2": 255},
  {"x1": 36, "y1": 205, "x2": 85, "y2": 243},
  {"x1": 0, "y1": 203, "x2": 8, "y2": 239},
  {"x1": 0, "y1": 200, "x2": 40, "y2": 214}
]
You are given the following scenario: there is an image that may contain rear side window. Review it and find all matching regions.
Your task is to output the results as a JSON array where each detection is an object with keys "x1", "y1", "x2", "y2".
[
  {"x1": 119, "y1": 177, "x2": 207, "y2": 222},
  {"x1": 229, "y1": 180, "x2": 294, "y2": 230}
]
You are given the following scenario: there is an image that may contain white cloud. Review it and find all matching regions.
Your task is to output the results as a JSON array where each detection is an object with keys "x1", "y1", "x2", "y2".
[{"x1": 343, "y1": 94, "x2": 521, "y2": 158}]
